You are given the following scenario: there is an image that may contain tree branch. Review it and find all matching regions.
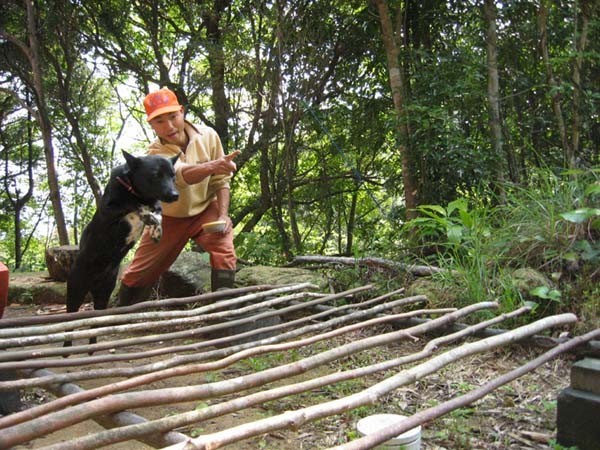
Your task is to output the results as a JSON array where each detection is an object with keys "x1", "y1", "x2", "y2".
[{"x1": 290, "y1": 255, "x2": 446, "y2": 276}]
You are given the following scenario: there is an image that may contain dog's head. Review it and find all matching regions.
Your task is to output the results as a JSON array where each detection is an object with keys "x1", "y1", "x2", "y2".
[{"x1": 122, "y1": 151, "x2": 179, "y2": 203}]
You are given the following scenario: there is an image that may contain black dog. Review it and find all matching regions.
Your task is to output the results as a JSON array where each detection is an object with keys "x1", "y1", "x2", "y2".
[{"x1": 65, "y1": 150, "x2": 179, "y2": 347}]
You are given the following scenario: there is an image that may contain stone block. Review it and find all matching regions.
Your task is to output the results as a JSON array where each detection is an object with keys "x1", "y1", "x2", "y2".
[
  {"x1": 571, "y1": 357, "x2": 600, "y2": 395},
  {"x1": 557, "y1": 387, "x2": 600, "y2": 450}
]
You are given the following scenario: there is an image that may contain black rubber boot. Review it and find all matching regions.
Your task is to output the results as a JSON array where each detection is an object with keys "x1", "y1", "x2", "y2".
[
  {"x1": 210, "y1": 269, "x2": 236, "y2": 292},
  {"x1": 117, "y1": 284, "x2": 153, "y2": 306}
]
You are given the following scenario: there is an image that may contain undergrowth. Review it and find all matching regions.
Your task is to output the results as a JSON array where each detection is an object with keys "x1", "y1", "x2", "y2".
[{"x1": 399, "y1": 167, "x2": 599, "y2": 330}]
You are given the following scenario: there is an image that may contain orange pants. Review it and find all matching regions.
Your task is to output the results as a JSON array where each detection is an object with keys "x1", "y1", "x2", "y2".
[{"x1": 121, "y1": 201, "x2": 236, "y2": 288}]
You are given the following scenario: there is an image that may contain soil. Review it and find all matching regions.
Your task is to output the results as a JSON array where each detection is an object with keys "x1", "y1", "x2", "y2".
[{"x1": 2, "y1": 301, "x2": 575, "y2": 450}]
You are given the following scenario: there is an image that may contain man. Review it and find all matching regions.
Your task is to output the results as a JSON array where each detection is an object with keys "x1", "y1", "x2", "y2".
[{"x1": 118, "y1": 87, "x2": 239, "y2": 305}]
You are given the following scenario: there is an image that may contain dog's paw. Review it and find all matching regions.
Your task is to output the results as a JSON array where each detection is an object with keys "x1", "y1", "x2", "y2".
[
  {"x1": 140, "y1": 212, "x2": 160, "y2": 226},
  {"x1": 137, "y1": 206, "x2": 163, "y2": 242},
  {"x1": 149, "y1": 224, "x2": 163, "y2": 242}
]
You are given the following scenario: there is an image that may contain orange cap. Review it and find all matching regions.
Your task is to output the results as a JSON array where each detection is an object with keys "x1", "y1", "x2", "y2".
[{"x1": 143, "y1": 88, "x2": 182, "y2": 122}]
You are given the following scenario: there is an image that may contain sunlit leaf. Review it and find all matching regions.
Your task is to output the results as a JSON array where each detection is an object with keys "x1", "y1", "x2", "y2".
[{"x1": 560, "y1": 208, "x2": 600, "y2": 224}]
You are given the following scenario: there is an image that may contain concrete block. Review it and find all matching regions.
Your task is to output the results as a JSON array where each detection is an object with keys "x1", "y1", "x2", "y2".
[
  {"x1": 571, "y1": 357, "x2": 600, "y2": 395},
  {"x1": 557, "y1": 387, "x2": 600, "y2": 450}
]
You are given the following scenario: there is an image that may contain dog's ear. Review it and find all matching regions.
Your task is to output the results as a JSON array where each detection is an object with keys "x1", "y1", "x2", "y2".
[
  {"x1": 122, "y1": 150, "x2": 139, "y2": 169},
  {"x1": 170, "y1": 153, "x2": 180, "y2": 167}
]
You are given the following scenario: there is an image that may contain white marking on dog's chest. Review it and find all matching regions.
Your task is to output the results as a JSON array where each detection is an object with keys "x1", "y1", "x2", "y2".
[{"x1": 124, "y1": 212, "x2": 145, "y2": 245}]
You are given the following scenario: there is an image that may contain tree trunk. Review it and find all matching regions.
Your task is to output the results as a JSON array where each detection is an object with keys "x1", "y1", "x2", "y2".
[
  {"x1": 15, "y1": 111, "x2": 35, "y2": 268},
  {"x1": 345, "y1": 190, "x2": 358, "y2": 256},
  {"x1": 25, "y1": 0, "x2": 69, "y2": 245},
  {"x1": 483, "y1": 0, "x2": 510, "y2": 195},
  {"x1": 372, "y1": 0, "x2": 418, "y2": 219},
  {"x1": 571, "y1": 0, "x2": 591, "y2": 165},
  {"x1": 538, "y1": 0, "x2": 572, "y2": 168},
  {"x1": 203, "y1": 0, "x2": 231, "y2": 150},
  {"x1": 1, "y1": 98, "x2": 35, "y2": 269},
  {"x1": 286, "y1": 139, "x2": 302, "y2": 253}
]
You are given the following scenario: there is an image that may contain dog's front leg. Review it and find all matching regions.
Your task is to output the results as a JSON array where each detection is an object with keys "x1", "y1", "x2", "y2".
[{"x1": 139, "y1": 204, "x2": 163, "y2": 243}]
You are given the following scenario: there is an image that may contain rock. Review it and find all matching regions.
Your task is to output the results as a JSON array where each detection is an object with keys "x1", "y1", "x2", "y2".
[
  {"x1": 157, "y1": 251, "x2": 212, "y2": 299},
  {"x1": 8, "y1": 272, "x2": 67, "y2": 305},
  {"x1": 157, "y1": 253, "x2": 329, "y2": 299},
  {"x1": 236, "y1": 265, "x2": 328, "y2": 289},
  {"x1": 406, "y1": 277, "x2": 457, "y2": 307},
  {"x1": 5, "y1": 252, "x2": 330, "y2": 308},
  {"x1": 511, "y1": 267, "x2": 554, "y2": 298},
  {"x1": 45, "y1": 245, "x2": 79, "y2": 281}
]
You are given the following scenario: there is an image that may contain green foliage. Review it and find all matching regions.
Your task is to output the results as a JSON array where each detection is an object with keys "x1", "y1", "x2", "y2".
[
  {"x1": 241, "y1": 352, "x2": 286, "y2": 372},
  {"x1": 402, "y1": 197, "x2": 501, "y2": 307},
  {"x1": 1, "y1": 0, "x2": 599, "y2": 284},
  {"x1": 529, "y1": 286, "x2": 561, "y2": 303},
  {"x1": 548, "y1": 440, "x2": 579, "y2": 450},
  {"x1": 401, "y1": 167, "x2": 599, "y2": 323},
  {"x1": 235, "y1": 230, "x2": 289, "y2": 266},
  {"x1": 0, "y1": 232, "x2": 47, "y2": 272},
  {"x1": 500, "y1": 168, "x2": 600, "y2": 272}
]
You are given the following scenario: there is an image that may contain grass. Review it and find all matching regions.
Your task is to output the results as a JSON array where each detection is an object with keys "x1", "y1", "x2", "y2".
[{"x1": 399, "y1": 167, "x2": 599, "y2": 329}]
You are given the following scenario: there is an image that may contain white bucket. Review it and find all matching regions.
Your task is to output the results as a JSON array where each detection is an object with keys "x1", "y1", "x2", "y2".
[{"x1": 356, "y1": 414, "x2": 421, "y2": 450}]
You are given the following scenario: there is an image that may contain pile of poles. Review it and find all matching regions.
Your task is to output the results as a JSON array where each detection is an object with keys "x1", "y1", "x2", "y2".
[{"x1": 0, "y1": 282, "x2": 598, "y2": 450}]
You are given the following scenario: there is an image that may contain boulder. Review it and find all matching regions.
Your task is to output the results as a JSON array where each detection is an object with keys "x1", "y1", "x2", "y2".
[
  {"x1": 236, "y1": 265, "x2": 328, "y2": 289},
  {"x1": 6, "y1": 251, "x2": 331, "y2": 307},
  {"x1": 45, "y1": 245, "x2": 79, "y2": 281},
  {"x1": 157, "y1": 251, "x2": 212, "y2": 299},
  {"x1": 156, "y1": 253, "x2": 329, "y2": 299},
  {"x1": 511, "y1": 267, "x2": 555, "y2": 298},
  {"x1": 8, "y1": 272, "x2": 67, "y2": 305},
  {"x1": 406, "y1": 277, "x2": 457, "y2": 307}
]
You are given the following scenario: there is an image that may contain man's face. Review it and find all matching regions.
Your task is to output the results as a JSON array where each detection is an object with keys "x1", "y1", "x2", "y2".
[{"x1": 149, "y1": 107, "x2": 186, "y2": 147}]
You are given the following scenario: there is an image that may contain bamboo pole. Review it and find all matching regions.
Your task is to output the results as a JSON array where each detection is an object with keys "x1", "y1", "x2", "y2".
[
  {"x1": 0, "y1": 284, "x2": 370, "y2": 361},
  {"x1": 0, "y1": 303, "x2": 496, "y2": 447},
  {"x1": 329, "y1": 328, "x2": 600, "y2": 450},
  {"x1": 0, "y1": 289, "x2": 414, "y2": 384},
  {"x1": 159, "y1": 313, "x2": 578, "y2": 450},
  {"x1": 0, "y1": 304, "x2": 446, "y2": 428},
  {"x1": 0, "y1": 287, "x2": 406, "y2": 366},
  {"x1": 0, "y1": 283, "x2": 317, "y2": 342},
  {"x1": 1, "y1": 286, "x2": 404, "y2": 363},
  {"x1": 0, "y1": 285, "x2": 273, "y2": 328},
  {"x1": 26, "y1": 307, "x2": 532, "y2": 450},
  {"x1": 0, "y1": 291, "x2": 313, "y2": 366},
  {"x1": 0, "y1": 294, "x2": 322, "y2": 364}
]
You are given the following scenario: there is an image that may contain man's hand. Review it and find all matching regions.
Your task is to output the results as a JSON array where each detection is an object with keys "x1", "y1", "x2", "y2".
[
  {"x1": 181, "y1": 150, "x2": 241, "y2": 184},
  {"x1": 211, "y1": 150, "x2": 241, "y2": 175}
]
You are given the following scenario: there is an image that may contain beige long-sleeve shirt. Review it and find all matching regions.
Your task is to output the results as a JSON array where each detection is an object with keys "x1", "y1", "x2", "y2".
[{"x1": 147, "y1": 122, "x2": 231, "y2": 218}]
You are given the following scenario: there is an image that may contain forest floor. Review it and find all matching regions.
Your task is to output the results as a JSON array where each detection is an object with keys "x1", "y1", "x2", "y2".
[{"x1": 4, "y1": 299, "x2": 575, "y2": 450}]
